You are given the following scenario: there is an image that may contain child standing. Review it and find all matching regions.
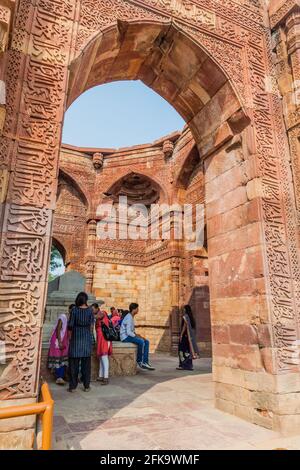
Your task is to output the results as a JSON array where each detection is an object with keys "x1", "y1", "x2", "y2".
[
  {"x1": 48, "y1": 313, "x2": 69, "y2": 385},
  {"x1": 95, "y1": 310, "x2": 112, "y2": 385}
]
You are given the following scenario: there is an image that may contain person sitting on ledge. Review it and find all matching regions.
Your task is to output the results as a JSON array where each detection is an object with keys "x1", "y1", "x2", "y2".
[
  {"x1": 110, "y1": 306, "x2": 121, "y2": 327},
  {"x1": 120, "y1": 303, "x2": 155, "y2": 371}
]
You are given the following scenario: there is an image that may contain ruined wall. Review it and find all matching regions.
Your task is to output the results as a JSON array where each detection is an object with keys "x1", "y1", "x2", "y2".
[
  {"x1": 56, "y1": 130, "x2": 205, "y2": 354},
  {"x1": 93, "y1": 262, "x2": 147, "y2": 312},
  {"x1": 93, "y1": 258, "x2": 172, "y2": 352},
  {"x1": 53, "y1": 172, "x2": 88, "y2": 272},
  {"x1": 141, "y1": 259, "x2": 173, "y2": 352}
]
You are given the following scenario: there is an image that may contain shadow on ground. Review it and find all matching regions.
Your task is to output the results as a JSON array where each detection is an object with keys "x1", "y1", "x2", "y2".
[{"x1": 49, "y1": 354, "x2": 282, "y2": 450}]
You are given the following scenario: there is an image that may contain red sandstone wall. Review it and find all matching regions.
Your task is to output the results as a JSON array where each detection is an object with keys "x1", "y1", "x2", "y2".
[{"x1": 53, "y1": 129, "x2": 211, "y2": 353}]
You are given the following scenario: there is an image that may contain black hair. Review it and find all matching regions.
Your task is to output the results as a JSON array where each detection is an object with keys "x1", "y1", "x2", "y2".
[
  {"x1": 184, "y1": 305, "x2": 196, "y2": 329},
  {"x1": 91, "y1": 303, "x2": 99, "y2": 309},
  {"x1": 129, "y1": 303, "x2": 139, "y2": 313},
  {"x1": 75, "y1": 292, "x2": 88, "y2": 307},
  {"x1": 110, "y1": 307, "x2": 115, "y2": 312},
  {"x1": 122, "y1": 310, "x2": 130, "y2": 319},
  {"x1": 68, "y1": 303, "x2": 75, "y2": 312}
]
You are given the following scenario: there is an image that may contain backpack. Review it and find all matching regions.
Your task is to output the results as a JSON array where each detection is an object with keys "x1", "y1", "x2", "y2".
[{"x1": 101, "y1": 319, "x2": 119, "y2": 341}]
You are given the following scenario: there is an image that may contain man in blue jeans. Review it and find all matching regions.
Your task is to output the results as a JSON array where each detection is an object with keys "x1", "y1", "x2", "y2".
[{"x1": 120, "y1": 303, "x2": 155, "y2": 370}]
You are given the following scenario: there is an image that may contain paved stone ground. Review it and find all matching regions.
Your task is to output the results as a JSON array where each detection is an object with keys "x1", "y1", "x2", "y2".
[{"x1": 49, "y1": 355, "x2": 300, "y2": 450}]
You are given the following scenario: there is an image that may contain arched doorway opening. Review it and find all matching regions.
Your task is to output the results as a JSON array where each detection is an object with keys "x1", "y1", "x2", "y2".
[
  {"x1": 0, "y1": 17, "x2": 250, "y2": 406},
  {"x1": 51, "y1": 21, "x2": 249, "y2": 362},
  {"x1": 57, "y1": 21, "x2": 248, "y2": 361},
  {"x1": 49, "y1": 238, "x2": 66, "y2": 281},
  {"x1": 52, "y1": 170, "x2": 89, "y2": 274}
]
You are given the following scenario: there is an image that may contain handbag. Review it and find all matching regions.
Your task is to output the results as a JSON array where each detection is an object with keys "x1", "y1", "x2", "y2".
[{"x1": 101, "y1": 319, "x2": 119, "y2": 341}]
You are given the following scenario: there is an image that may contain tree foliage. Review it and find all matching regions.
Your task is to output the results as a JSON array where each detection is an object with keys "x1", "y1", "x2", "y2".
[{"x1": 48, "y1": 246, "x2": 64, "y2": 281}]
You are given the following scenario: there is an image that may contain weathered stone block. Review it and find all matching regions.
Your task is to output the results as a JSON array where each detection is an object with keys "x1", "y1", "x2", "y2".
[
  {"x1": 0, "y1": 105, "x2": 6, "y2": 132},
  {"x1": 0, "y1": 398, "x2": 36, "y2": 433},
  {"x1": 273, "y1": 414, "x2": 300, "y2": 436},
  {"x1": 246, "y1": 178, "x2": 264, "y2": 200},
  {"x1": 209, "y1": 246, "x2": 264, "y2": 282},
  {"x1": 211, "y1": 295, "x2": 269, "y2": 325},
  {"x1": 212, "y1": 325, "x2": 230, "y2": 344},
  {"x1": 260, "y1": 348, "x2": 276, "y2": 374},
  {"x1": 208, "y1": 222, "x2": 261, "y2": 257},
  {"x1": 0, "y1": 429, "x2": 35, "y2": 450},
  {"x1": 229, "y1": 325, "x2": 258, "y2": 345},
  {"x1": 0, "y1": 168, "x2": 9, "y2": 203},
  {"x1": 92, "y1": 342, "x2": 137, "y2": 379},
  {"x1": 206, "y1": 162, "x2": 249, "y2": 204},
  {"x1": 214, "y1": 343, "x2": 263, "y2": 372},
  {"x1": 204, "y1": 147, "x2": 244, "y2": 182},
  {"x1": 206, "y1": 186, "x2": 248, "y2": 220}
]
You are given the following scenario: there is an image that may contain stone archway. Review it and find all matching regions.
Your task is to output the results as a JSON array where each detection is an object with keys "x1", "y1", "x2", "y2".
[
  {"x1": 103, "y1": 171, "x2": 168, "y2": 205},
  {"x1": 51, "y1": 236, "x2": 67, "y2": 266},
  {"x1": 53, "y1": 170, "x2": 89, "y2": 273},
  {"x1": 0, "y1": 0, "x2": 299, "y2": 435}
]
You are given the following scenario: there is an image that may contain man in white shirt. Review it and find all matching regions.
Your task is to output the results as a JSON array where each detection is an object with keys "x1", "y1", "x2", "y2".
[{"x1": 120, "y1": 303, "x2": 155, "y2": 370}]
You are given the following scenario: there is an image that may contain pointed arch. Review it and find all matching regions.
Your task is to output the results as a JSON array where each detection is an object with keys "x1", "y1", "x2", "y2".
[
  {"x1": 58, "y1": 169, "x2": 90, "y2": 212},
  {"x1": 102, "y1": 170, "x2": 168, "y2": 206},
  {"x1": 67, "y1": 20, "x2": 249, "y2": 151},
  {"x1": 175, "y1": 144, "x2": 201, "y2": 191},
  {"x1": 51, "y1": 236, "x2": 67, "y2": 265}
]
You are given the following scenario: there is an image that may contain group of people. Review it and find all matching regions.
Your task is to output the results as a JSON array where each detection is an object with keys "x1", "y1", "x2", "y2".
[{"x1": 47, "y1": 293, "x2": 199, "y2": 392}]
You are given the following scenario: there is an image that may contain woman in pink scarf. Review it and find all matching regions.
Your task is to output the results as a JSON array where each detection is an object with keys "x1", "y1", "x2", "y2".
[
  {"x1": 47, "y1": 313, "x2": 69, "y2": 385},
  {"x1": 110, "y1": 307, "x2": 121, "y2": 327}
]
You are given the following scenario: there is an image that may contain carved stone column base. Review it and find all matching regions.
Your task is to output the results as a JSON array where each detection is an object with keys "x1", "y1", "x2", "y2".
[
  {"x1": 91, "y1": 343, "x2": 137, "y2": 379},
  {"x1": 214, "y1": 366, "x2": 300, "y2": 435},
  {"x1": 0, "y1": 397, "x2": 36, "y2": 449}
]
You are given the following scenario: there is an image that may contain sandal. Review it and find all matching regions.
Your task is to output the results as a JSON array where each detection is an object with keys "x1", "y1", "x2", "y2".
[{"x1": 56, "y1": 378, "x2": 66, "y2": 385}]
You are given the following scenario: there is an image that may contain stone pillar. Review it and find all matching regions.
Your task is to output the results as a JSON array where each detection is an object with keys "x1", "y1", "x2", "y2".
[
  {"x1": 285, "y1": 12, "x2": 300, "y2": 249},
  {"x1": 170, "y1": 258, "x2": 181, "y2": 355},
  {"x1": 0, "y1": 2, "x2": 10, "y2": 138},
  {"x1": 85, "y1": 261, "x2": 95, "y2": 295},
  {"x1": 271, "y1": 8, "x2": 300, "y2": 250},
  {"x1": 271, "y1": 5, "x2": 300, "y2": 308},
  {"x1": 86, "y1": 219, "x2": 97, "y2": 257},
  {"x1": 286, "y1": 12, "x2": 300, "y2": 87},
  {"x1": 85, "y1": 219, "x2": 97, "y2": 293},
  {"x1": 0, "y1": 0, "x2": 79, "y2": 448}
]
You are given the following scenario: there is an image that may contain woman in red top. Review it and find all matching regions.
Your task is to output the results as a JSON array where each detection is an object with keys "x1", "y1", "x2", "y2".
[
  {"x1": 95, "y1": 310, "x2": 112, "y2": 385},
  {"x1": 110, "y1": 307, "x2": 121, "y2": 326}
]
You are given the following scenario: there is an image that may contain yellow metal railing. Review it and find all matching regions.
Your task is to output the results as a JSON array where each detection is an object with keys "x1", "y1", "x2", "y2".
[{"x1": 0, "y1": 382, "x2": 54, "y2": 450}]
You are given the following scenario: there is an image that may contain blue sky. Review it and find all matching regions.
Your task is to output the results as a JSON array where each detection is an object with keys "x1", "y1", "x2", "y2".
[{"x1": 62, "y1": 81, "x2": 185, "y2": 148}]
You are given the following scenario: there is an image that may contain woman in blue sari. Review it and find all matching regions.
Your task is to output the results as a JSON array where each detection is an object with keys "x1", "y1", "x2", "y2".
[{"x1": 177, "y1": 305, "x2": 199, "y2": 371}]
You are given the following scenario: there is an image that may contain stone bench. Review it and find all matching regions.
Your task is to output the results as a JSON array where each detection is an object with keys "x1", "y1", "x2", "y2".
[
  {"x1": 40, "y1": 341, "x2": 137, "y2": 382},
  {"x1": 91, "y1": 342, "x2": 137, "y2": 379}
]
